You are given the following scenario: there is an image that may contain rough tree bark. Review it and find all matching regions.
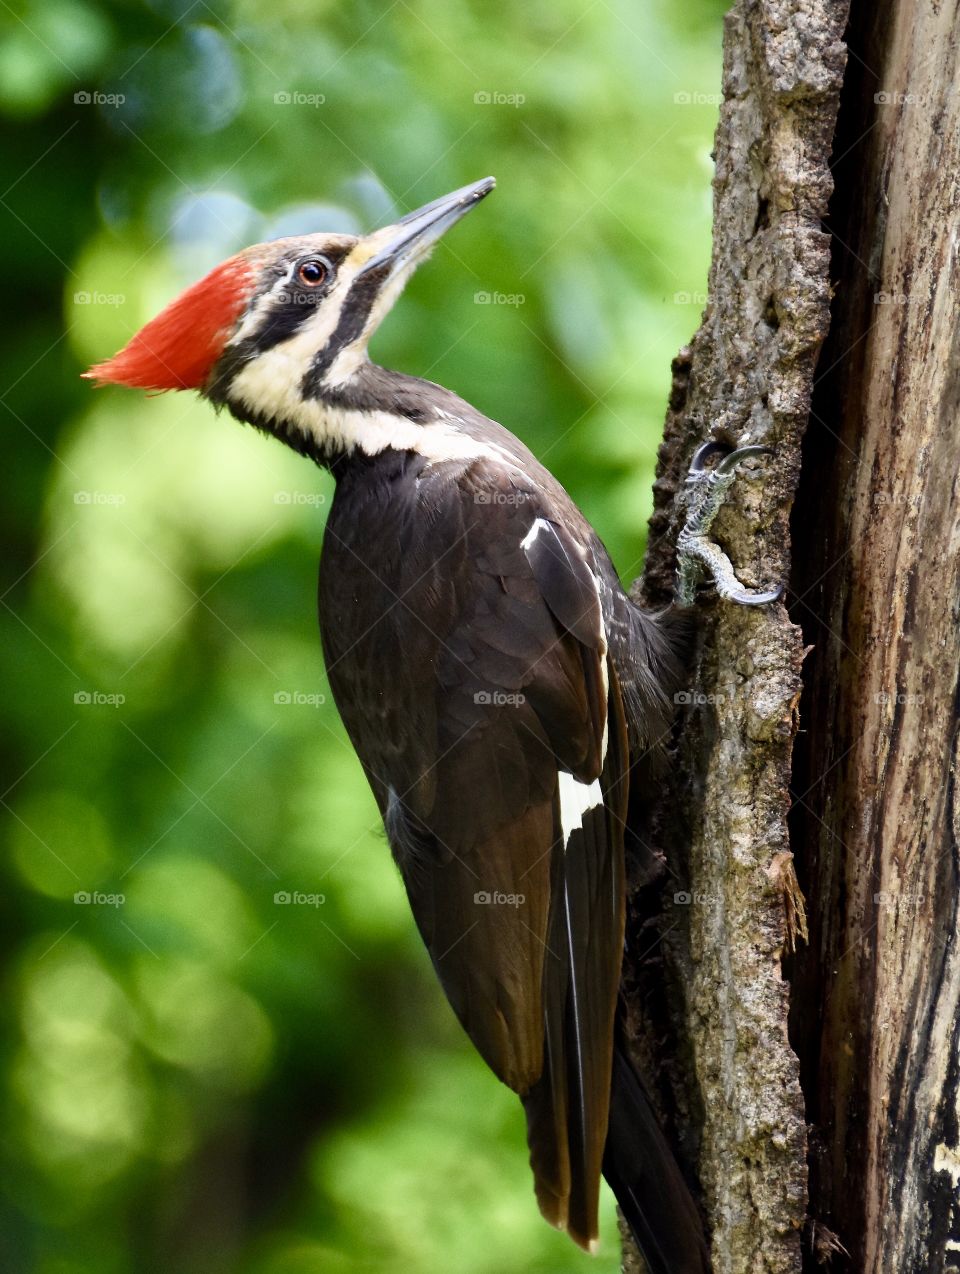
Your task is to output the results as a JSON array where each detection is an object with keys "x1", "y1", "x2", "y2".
[
  {"x1": 790, "y1": 1, "x2": 960, "y2": 1270},
  {"x1": 620, "y1": 2, "x2": 847, "y2": 1271},
  {"x1": 622, "y1": 0, "x2": 960, "y2": 1269}
]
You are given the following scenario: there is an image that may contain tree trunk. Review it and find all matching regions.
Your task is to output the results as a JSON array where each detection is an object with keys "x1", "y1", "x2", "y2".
[
  {"x1": 624, "y1": 0, "x2": 960, "y2": 1268},
  {"x1": 789, "y1": 0, "x2": 960, "y2": 1269},
  {"x1": 621, "y1": 1, "x2": 847, "y2": 1270}
]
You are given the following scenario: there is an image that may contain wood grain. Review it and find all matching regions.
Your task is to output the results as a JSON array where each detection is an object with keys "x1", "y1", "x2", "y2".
[{"x1": 790, "y1": 0, "x2": 960, "y2": 1268}]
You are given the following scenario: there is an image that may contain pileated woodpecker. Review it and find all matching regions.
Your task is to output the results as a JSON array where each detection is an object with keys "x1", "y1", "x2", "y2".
[{"x1": 85, "y1": 177, "x2": 779, "y2": 1271}]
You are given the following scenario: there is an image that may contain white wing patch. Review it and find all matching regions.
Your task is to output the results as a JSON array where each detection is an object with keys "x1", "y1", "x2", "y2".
[
  {"x1": 558, "y1": 770, "x2": 603, "y2": 847},
  {"x1": 520, "y1": 516, "x2": 551, "y2": 550}
]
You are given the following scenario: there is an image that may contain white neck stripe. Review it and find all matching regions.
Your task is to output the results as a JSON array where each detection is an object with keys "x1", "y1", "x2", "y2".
[{"x1": 229, "y1": 356, "x2": 521, "y2": 467}]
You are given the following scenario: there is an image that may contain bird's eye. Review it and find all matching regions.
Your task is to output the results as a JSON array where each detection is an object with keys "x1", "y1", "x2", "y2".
[{"x1": 297, "y1": 257, "x2": 330, "y2": 287}]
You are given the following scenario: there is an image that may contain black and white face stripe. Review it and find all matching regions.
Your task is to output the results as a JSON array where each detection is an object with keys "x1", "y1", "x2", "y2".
[
  {"x1": 305, "y1": 263, "x2": 391, "y2": 386},
  {"x1": 205, "y1": 180, "x2": 498, "y2": 464},
  {"x1": 211, "y1": 221, "x2": 425, "y2": 397},
  {"x1": 206, "y1": 237, "x2": 357, "y2": 401},
  {"x1": 208, "y1": 230, "x2": 465, "y2": 458},
  {"x1": 210, "y1": 240, "x2": 527, "y2": 468}
]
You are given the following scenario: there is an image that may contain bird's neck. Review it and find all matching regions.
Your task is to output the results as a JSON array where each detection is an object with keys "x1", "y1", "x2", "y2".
[{"x1": 222, "y1": 359, "x2": 525, "y2": 474}]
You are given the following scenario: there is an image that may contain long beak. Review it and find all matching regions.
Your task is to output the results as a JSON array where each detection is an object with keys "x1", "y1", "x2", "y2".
[{"x1": 356, "y1": 177, "x2": 495, "y2": 280}]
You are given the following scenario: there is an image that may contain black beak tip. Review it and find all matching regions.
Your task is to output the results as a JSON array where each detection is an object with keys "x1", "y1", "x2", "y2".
[
  {"x1": 364, "y1": 177, "x2": 499, "y2": 276},
  {"x1": 394, "y1": 177, "x2": 497, "y2": 232}
]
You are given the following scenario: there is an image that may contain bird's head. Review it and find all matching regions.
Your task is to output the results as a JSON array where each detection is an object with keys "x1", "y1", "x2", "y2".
[{"x1": 84, "y1": 177, "x2": 495, "y2": 462}]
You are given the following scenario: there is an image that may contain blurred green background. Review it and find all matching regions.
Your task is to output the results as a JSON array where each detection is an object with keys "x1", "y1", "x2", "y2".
[{"x1": 0, "y1": 1, "x2": 725, "y2": 1270}]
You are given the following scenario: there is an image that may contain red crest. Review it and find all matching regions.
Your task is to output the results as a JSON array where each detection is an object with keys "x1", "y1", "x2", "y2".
[{"x1": 83, "y1": 255, "x2": 257, "y2": 391}]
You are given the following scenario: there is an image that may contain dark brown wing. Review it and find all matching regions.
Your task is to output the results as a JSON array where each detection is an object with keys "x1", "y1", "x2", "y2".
[
  {"x1": 524, "y1": 669, "x2": 628, "y2": 1250},
  {"x1": 319, "y1": 453, "x2": 627, "y2": 1250}
]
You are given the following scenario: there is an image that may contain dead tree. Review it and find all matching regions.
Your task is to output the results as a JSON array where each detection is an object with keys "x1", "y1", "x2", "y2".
[{"x1": 620, "y1": 0, "x2": 960, "y2": 1268}]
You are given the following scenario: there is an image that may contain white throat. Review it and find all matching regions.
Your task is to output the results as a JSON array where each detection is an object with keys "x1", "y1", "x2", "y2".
[
  {"x1": 222, "y1": 244, "x2": 522, "y2": 468},
  {"x1": 227, "y1": 352, "x2": 518, "y2": 469}
]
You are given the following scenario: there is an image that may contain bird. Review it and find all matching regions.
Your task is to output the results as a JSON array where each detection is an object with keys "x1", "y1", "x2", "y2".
[{"x1": 85, "y1": 176, "x2": 780, "y2": 1271}]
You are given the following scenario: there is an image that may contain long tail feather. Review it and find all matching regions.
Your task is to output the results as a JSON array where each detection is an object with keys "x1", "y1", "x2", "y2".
[{"x1": 602, "y1": 1044, "x2": 712, "y2": 1273}]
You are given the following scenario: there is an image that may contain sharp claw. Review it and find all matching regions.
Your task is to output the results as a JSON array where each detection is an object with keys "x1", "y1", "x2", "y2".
[
  {"x1": 712, "y1": 444, "x2": 772, "y2": 477},
  {"x1": 722, "y1": 581, "x2": 784, "y2": 607},
  {"x1": 687, "y1": 439, "x2": 732, "y2": 474},
  {"x1": 677, "y1": 439, "x2": 780, "y2": 608},
  {"x1": 686, "y1": 441, "x2": 772, "y2": 482}
]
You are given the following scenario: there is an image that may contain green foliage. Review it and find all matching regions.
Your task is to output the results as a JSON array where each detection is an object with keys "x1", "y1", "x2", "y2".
[{"x1": 0, "y1": 1, "x2": 724, "y2": 1268}]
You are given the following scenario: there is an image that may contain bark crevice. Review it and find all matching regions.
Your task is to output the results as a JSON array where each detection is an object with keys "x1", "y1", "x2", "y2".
[{"x1": 789, "y1": 0, "x2": 960, "y2": 1267}]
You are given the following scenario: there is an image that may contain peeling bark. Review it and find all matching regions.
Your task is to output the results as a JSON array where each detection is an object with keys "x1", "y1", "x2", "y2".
[{"x1": 623, "y1": 2, "x2": 849, "y2": 1271}]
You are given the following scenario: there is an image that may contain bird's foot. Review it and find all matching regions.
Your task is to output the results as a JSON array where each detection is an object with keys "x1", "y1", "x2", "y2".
[{"x1": 676, "y1": 440, "x2": 783, "y2": 607}]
